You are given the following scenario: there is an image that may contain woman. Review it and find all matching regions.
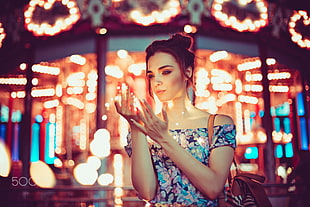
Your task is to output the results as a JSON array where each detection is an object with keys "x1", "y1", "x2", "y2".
[{"x1": 115, "y1": 33, "x2": 236, "y2": 206}]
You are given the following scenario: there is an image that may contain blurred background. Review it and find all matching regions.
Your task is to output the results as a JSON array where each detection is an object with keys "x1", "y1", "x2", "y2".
[{"x1": 0, "y1": 0, "x2": 310, "y2": 206}]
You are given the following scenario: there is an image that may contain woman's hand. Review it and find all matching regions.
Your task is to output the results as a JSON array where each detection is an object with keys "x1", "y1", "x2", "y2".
[
  {"x1": 114, "y1": 84, "x2": 140, "y2": 124},
  {"x1": 131, "y1": 100, "x2": 170, "y2": 142}
]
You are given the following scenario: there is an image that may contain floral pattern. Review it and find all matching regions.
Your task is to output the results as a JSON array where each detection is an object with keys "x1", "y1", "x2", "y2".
[{"x1": 125, "y1": 124, "x2": 236, "y2": 207}]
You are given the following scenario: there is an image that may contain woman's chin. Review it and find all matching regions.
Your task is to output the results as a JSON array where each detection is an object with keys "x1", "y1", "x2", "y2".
[{"x1": 157, "y1": 96, "x2": 170, "y2": 102}]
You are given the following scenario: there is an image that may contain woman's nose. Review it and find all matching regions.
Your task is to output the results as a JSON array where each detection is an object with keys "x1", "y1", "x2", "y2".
[{"x1": 154, "y1": 74, "x2": 162, "y2": 85}]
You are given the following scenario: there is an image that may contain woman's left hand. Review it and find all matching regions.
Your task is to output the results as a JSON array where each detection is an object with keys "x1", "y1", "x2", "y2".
[{"x1": 130, "y1": 100, "x2": 170, "y2": 142}]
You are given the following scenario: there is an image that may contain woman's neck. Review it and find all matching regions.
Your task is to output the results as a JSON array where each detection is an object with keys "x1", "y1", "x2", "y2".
[{"x1": 165, "y1": 96, "x2": 194, "y2": 120}]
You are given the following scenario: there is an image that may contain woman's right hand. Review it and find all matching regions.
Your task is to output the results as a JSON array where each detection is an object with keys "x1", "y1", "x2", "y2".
[{"x1": 114, "y1": 84, "x2": 140, "y2": 124}]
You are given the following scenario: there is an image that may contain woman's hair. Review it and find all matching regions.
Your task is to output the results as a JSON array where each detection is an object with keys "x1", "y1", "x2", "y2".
[{"x1": 145, "y1": 33, "x2": 195, "y2": 97}]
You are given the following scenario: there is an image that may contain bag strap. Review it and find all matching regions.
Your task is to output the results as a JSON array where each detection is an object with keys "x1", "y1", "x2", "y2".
[{"x1": 208, "y1": 114, "x2": 216, "y2": 144}]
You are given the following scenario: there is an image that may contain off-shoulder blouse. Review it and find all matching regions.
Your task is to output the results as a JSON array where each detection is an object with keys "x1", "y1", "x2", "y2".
[{"x1": 125, "y1": 124, "x2": 236, "y2": 207}]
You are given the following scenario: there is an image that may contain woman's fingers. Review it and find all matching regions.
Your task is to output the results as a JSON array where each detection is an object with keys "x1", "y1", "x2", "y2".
[
  {"x1": 137, "y1": 107, "x2": 147, "y2": 125},
  {"x1": 143, "y1": 99, "x2": 156, "y2": 117},
  {"x1": 114, "y1": 95, "x2": 121, "y2": 113},
  {"x1": 130, "y1": 92, "x2": 136, "y2": 112},
  {"x1": 114, "y1": 85, "x2": 138, "y2": 121},
  {"x1": 116, "y1": 92, "x2": 169, "y2": 138},
  {"x1": 121, "y1": 85, "x2": 127, "y2": 111},
  {"x1": 126, "y1": 84, "x2": 131, "y2": 109}
]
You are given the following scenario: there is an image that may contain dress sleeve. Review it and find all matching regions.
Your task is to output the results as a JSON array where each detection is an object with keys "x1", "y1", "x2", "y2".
[{"x1": 209, "y1": 124, "x2": 236, "y2": 151}]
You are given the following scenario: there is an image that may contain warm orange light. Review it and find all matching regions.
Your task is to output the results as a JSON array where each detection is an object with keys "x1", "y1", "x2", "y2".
[
  {"x1": 209, "y1": 51, "x2": 228, "y2": 62},
  {"x1": 269, "y1": 85, "x2": 289, "y2": 93},
  {"x1": 24, "y1": 0, "x2": 80, "y2": 36},
  {"x1": 63, "y1": 97, "x2": 84, "y2": 109},
  {"x1": 184, "y1": 24, "x2": 197, "y2": 34},
  {"x1": 31, "y1": 88, "x2": 56, "y2": 97},
  {"x1": 0, "y1": 77, "x2": 27, "y2": 85},
  {"x1": 117, "y1": 0, "x2": 181, "y2": 26},
  {"x1": 32, "y1": 64, "x2": 60, "y2": 75},
  {"x1": 105, "y1": 65, "x2": 124, "y2": 79},
  {"x1": 288, "y1": 10, "x2": 310, "y2": 49},
  {"x1": 0, "y1": 22, "x2": 6, "y2": 48},
  {"x1": 113, "y1": 154, "x2": 124, "y2": 207},
  {"x1": 237, "y1": 58, "x2": 261, "y2": 71},
  {"x1": 43, "y1": 99, "x2": 60, "y2": 108},
  {"x1": 69, "y1": 55, "x2": 86, "y2": 65},
  {"x1": 80, "y1": 119, "x2": 87, "y2": 150},
  {"x1": 128, "y1": 63, "x2": 146, "y2": 76},
  {"x1": 55, "y1": 105, "x2": 63, "y2": 153},
  {"x1": 212, "y1": 0, "x2": 268, "y2": 32}
]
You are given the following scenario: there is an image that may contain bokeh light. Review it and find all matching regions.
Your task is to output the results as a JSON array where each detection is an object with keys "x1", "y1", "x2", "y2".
[
  {"x1": 90, "y1": 129, "x2": 111, "y2": 158},
  {"x1": 73, "y1": 163, "x2": 98, "y2": 185},
  {"x1": 98, "y1": 173, "x2": 114, "y2": 186},
  {"x1": 30, "y1": 160, "x2": 56, "y2": 188},
  {"x1": 0, "y1": 140, "x2": 11, "y2": 177},
  {"x1": 87, "y1": 156, "x2": 102, "y2": 170}
]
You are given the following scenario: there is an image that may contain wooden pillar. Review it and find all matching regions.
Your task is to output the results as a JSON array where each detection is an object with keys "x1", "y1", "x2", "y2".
[
  {"x1": 290, "y1": 96, "x2": 300, "y2": 167},
  {"x1": 259, "y1": 38, "x2": 276, "y2": 183},
  {"x1": 96, "y1": 34, "x2": 108, "y2": 130},
  {"x1": 6, "y1": 96, "x2": 13, "y2": 152},
  {"x1": 19, "y1": 48, "x2": 34, "y2": 178},
  {"x1": 95, "y1": 33, "x2": 108, "y2": 205}
]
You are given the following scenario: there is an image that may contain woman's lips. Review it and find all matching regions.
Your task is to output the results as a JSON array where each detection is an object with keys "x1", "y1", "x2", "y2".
[{"x1": 156, "y1": 90, "x2": 166, "y2": 95}]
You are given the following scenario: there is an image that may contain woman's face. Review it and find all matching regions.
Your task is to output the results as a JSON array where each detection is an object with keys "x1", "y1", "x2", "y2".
[{"x1": 147, "y1": 52, "x2": 187, "y2": 102}]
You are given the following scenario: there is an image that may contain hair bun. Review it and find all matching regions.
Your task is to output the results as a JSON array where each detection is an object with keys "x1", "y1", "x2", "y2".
[{"x1": 169, "y1": 33, "x2": 193, "y2": 50}]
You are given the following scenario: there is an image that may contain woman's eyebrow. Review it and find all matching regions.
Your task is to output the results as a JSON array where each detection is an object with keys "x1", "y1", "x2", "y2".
[
  {"x1": 158, "y1": 65, "x2": 173, "y2": 70},
  {"x1": 147, "y1": 65, "x2": 174, "y2": 74}
]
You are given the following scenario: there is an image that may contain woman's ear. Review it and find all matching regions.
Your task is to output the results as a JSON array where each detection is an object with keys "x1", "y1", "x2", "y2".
[{"x1": 185, "y1": 67, "x2": 193, "y2": 79}]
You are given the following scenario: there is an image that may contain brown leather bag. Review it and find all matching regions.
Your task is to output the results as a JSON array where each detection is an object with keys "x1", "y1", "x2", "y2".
[{"x1": 208, "y1": 114, "x2": 272, "y2": 207}]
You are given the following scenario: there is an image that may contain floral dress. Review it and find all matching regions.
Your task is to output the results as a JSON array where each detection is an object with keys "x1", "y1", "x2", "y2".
[{"x1": 124, "y1": 124, "x2": 236, "y2": 207}]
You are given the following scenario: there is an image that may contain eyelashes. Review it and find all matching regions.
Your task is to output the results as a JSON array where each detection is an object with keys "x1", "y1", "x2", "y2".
[
  {"x1": 147, "y1": 70, "x2": 172, "y2": 79},
  {"x1": 162, "y1": 70, "x2": 172, "y2": 75}
]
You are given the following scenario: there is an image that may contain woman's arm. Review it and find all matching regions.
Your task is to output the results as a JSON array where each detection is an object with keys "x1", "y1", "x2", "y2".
[
  {"x1": 158, "y1": 114, "x2": 234, "y2": 199},
  {"x1": 130, "y1": 125, "x2": 157, "y2": 200},
  {"x1": 114, "y1": 87, "x2": 157, "y2": 200}
]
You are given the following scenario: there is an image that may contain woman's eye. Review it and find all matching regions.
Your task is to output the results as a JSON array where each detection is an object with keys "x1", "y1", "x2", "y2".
[
  {"x1": 162, "y1": 70, "x2": 171, "y2": 75},
  {"x1": 147, "y1": 74, "x2": 154, "y2": 79}
]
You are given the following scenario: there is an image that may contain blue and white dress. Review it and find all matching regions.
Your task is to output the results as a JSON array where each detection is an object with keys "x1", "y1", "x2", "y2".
[{"x1": 125, "y1": 124, "x2": 236, "y2": 207}]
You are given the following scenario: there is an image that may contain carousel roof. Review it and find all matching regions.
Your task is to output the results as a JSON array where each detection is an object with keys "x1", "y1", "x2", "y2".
[{"x1": 0, "y1": 0, "x2": 309, "y2": 76}]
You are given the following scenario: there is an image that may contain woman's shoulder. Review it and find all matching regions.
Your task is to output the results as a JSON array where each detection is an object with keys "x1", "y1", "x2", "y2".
[
  {"x1": 194, "y1": 108, "x2": 234, "y2": 126},
  {"x1": 213, "y1": 114, "x2": 234, "y2": 126}
]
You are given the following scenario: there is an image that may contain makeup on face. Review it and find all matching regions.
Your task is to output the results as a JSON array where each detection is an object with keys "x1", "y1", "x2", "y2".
[{"x1": 147, "y1": 52, "x2": 187, "y2": 102}]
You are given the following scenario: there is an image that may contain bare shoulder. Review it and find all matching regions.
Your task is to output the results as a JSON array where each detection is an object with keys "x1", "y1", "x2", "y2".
[
  {"x1": 214, "y1": 114, "x2": 234, "y2": 126},
  {"x1": 194, "y1": 108, "x2": 234, "y2": 125}
]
